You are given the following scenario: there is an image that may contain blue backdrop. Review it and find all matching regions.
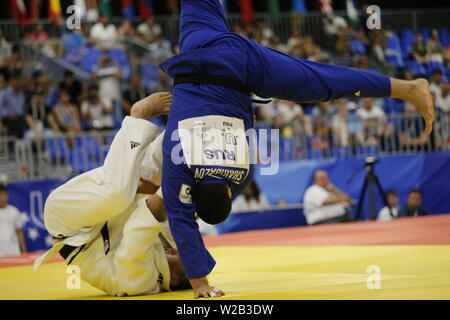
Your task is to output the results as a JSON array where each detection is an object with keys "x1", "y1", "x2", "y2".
[
  {"x1": 4, "y1": 153, "x2": 450, "y2": 252},
  {"x1": 254, "y1": 152, "x2": 450, "y2": 215}
]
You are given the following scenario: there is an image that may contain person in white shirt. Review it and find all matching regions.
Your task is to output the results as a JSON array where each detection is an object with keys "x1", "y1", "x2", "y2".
[
  {"x1": 356, "y1": 97, "x2": 392, "y2": 146},
  {"x1": 90, "y1": 15, "x2": 118, "y2": 49},
  {"x1": 0, "y1": 185, "x2": 27, "y2": 256},
  {"x1": 377, "y1": 190, "x2": 400, "y2": 221},
  {"x1": 303, "y1": 170, "x2": 352, "y2": 225},
  {"x1": 275, "y1": 99, "x2": 303, "y2": 126},
  {"x1": 81, "y1": 83, "x2": 114, "y2": 130},
  {"x1": 92, "y1": 52, "x2": 122, "y2": 116},
  {"x1": 429, "y1": 69, "x2": 444, "y2": 99},
  {"x1": 137, "y1": 16, "x2": 162, "y2": 43},
  {"x1": 232, "y1": 181, "x2": 270, "y2": 213},
  {"x1": 34, "y1": 92, "x2": 193, "y2": 296},
  {"x1": 434, "y1": 82, "x2": 450, "y2": 113}
]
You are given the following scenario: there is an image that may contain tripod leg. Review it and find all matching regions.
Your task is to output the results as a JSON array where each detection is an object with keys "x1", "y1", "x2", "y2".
[
  {"x1": 372, "y1": 174, "x2": 393, "y2": 218},
  {"x1": 355, "y1": 175, "x2": 369, "y2": 221}
]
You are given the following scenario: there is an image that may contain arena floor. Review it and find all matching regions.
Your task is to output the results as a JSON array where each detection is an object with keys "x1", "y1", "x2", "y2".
[{"x1": 1, "y1": 214, "x2": 449, "y2": 300}]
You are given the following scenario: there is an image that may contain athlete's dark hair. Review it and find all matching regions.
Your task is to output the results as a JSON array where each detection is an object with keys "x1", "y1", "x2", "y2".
[{"x1": 194, "y1": 183, "x2": 231, "y2": 225}]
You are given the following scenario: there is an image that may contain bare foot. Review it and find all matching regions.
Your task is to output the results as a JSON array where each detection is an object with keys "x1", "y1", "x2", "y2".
[
  {"x1": 130, "y1": 92, "x2": 172, "y2": 120},
  {"x1": 407, "y1": 79, "x2": 434, "y2": 134},
  {"x1": 391, "y1": 78, "x2": 434, "y2": 134}
]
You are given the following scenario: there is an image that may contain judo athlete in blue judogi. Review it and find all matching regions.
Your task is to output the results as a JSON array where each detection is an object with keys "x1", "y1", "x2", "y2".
[{"x1": 159, "y1": 0, "x2": 434, "y2": 298}]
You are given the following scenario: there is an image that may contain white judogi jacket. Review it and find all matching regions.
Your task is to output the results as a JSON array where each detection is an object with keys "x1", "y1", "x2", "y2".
[{"x1": 34, "y1": 116, "x2": 173, "y2": 296}]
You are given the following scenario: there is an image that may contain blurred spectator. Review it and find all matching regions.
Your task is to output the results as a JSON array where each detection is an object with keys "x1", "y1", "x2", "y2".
[
  {"x1": 0, "y1": 53, "x2": 22, "y2": 83},
  {"x1": 399, "y1": 103, "x2": 432, "y2": 151},
  {"x1": 357, "y1": 98, "x2": 391, "y2": 146},
  {"x1": 303, "y1": 170, "x2": 352, "y2": 225},
  {"x1": 429, "y1": 69, "x2": 444, "y2": 98},
  {"x1": 81, "y1": 83, "x2": 114, "y2": 131},
  {"x1": 398, "y1": 189, "x2": 428, "y2": 217},
  {"x1": 311, "y1": 101, "x2": 335, "y2": 148},
  {"x1": 148, "y1": 35, "x2": 173, "y2": 63},
  {"x1": 92, "y1": 51, "x2": 122, "y2": 117},
  {"x1": 427, "y1": 28, "x2": 444, "y2": 63},
  {"x1": 323, "y1": 15, "x2": 348, "y2": 37},
  {"x1": 0, "y1": 184, "x2": 27, "y2": 256},
  {"x1": 90, "y1": 15, "x2": 118, "y2": 49},
  {"x1": 117, "y1": 20, "x2": 136, "y2": 40},
  {"x1": 377, "y1": 190, "x2": 400, "y2": 221},
  {"x1": 0, "y1": 72, "x2": 27, "y2": 138},
  {"x1": 48, "y1": 18, "x2": 65, "y2": 38},
  {"x1": 332, "y1": 99, "x2": 364, "y2": 148},
  {"x1": 411, "y1": 33, "x2": 428, "y2": 65},
  {"x1": 371, "y1": 32, "x2": 395, "y2": 75},
  {"x1": 24, "y1": 86, "x2": 57, "y2": 139},
  {"x1": 274, "y1": 100, "x2": 303, "y2": 127},
  {"x1": 0, "y1": 30, "x2": 12, "y2": 68},
  {"x1": 26, "y1": 24, "x2": 49, "y2": 42},
  {"x1": 59, "y1": 71, "x2": 83, "y2": 107},
  {"x1": 137, "y1": 16, "x2": 162, "y2": 43},
  {"x1": 332, "y1": 36, "x2": 352, "y2": 67},
  {"x1": 232, "y1": 181, "x2": 270, "y2": 213},
  {"x1": 122, "y1": 73, "x2": 147, "y2": 116},
  {"x1": 52, "y1": 89, "x2": 81, "y2": 136},
  {"x1": 287, "y1": 28, "x2": 302, "y2": 57},
  {"x1": 435, "y1": 82, "x2": 450, "y2": 113}
]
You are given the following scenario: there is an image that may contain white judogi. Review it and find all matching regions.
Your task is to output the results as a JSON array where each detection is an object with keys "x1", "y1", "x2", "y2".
[{"x1": 34, "y1": 116, "x2": 173, "y2": 296}]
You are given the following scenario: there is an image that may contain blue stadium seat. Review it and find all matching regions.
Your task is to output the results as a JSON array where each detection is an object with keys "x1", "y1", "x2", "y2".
[
  {"x1": 401, "y1": 29, "x2": 416, "y2": 59},
  {"x1": 350, "y1": 38, "x2": 366, "y2": 54},
  {"x1": 383, "y1": 98, "x2": 405, "y2": 114},
  {"x1": 109, "y1": 48, "x2": 131, "y2": 80},
  {"x1": 386, "y1": 33, "x2": 404, "y2": 68},
  {"x1": 45, "y1": 136, "x2": 69, "y2": 160},
  {"x1": 420, "y1": 28, "x2": 430, "y2": 44},
  {"x1": 140, "y1": 63, "x2": 160, "y2": 90},
  {"x1": 406, "y1": 59, "x2": 427, "y2": 76},
  {"x1": 438, "y1": 28, "x2": 450, "y2": 47},
  {"x1": 428, "y1": 61, "x2": 446, "y2": 75},
  {"x1": 79, "y1": 47, "x2": 102, "y2": 73}
]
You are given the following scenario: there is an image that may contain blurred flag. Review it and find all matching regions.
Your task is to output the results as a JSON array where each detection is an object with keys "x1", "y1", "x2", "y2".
[
  {"x1": 267, "y1": 0, "x2": 280, "y2": 22},
  {"x1": 122, "y1": 0, "x2": 136, "y2": 20},
  {"x1": 293, "y1": 0, "x2": 306, "y2": 13},
  {"x1": 99, "y1": 0, "x2": 112, "y2": 18},
  {"x1": 30, "y1": 0, "x2": 42, "y2": 21},
  {"x1": 10, "y1": 0, "x2": 28, "y2": 24},
  {"x1": 48, "y1": 0, "x2": 61, "y2": 19},
  {"x1": 237, "y1": 0, "x2": 253, "y2": 25},
  {"x1": 346, "y1": 0, "x2": 359, "y2": 28},
  {"x1": 138, "y1": 0, "x2": 154, "y2": 19},
  {"x1": 74, "y1": 0, "x2": 87, "y2": 20}
]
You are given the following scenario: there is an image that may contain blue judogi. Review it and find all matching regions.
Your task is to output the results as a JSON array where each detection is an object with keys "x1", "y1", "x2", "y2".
[{"x1": 160, "y1": 0, "x2": 391, "y2": 279}]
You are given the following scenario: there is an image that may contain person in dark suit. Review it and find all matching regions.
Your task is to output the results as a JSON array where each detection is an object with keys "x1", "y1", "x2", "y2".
[{"x1": 398, "y1": 189, "x2": 428, "y2": 217}]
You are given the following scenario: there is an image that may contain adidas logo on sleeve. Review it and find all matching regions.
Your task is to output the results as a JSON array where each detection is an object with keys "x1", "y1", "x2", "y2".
[{"x1": 130, "y1": 141, "x2": 141, "y2": 149}]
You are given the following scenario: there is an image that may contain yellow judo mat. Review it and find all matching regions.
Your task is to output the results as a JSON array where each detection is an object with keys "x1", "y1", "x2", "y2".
[{"x1": 1, "y1": 245, "x2": 449, "y2": 300}]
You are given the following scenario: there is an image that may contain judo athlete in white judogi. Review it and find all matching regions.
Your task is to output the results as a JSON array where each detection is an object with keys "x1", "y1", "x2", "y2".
[{"x1": 34, "y1": 93, "x2": 191, "y2": 296}]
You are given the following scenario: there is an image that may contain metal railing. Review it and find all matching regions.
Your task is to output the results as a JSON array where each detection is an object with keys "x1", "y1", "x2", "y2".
[
  {"x1": 272, "y1": 111, "x2": 450, "y2": 161},
  {"x1": 0, "y1": 112, "x2": 449, "y2": 182},
  {"x1": 1, "y1": 8, "x2": 449, "y2": 44}
]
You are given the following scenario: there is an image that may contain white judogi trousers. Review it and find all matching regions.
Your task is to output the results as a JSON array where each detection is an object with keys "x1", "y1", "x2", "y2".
[{"x1": 34, "y1": 116, "x2": 171, "y2": 296}]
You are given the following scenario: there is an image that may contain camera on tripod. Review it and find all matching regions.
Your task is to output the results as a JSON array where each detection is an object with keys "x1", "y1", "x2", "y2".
[{"x1": 364, "y1": 156, "x2": 379, "y2": 171}]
